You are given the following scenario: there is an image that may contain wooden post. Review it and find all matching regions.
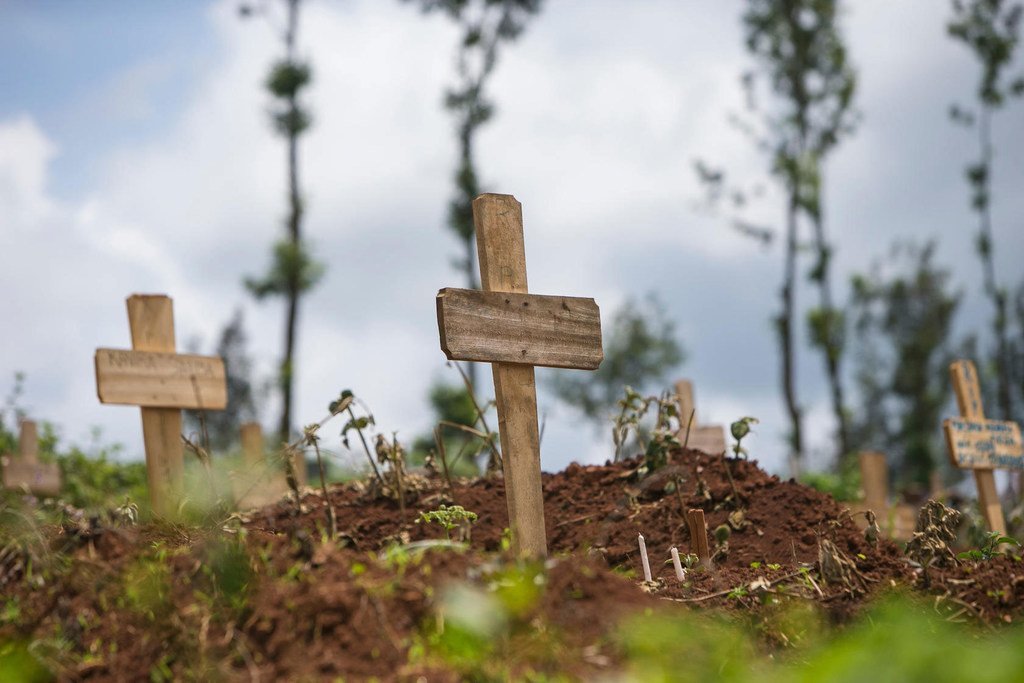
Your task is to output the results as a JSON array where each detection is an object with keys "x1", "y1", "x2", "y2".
[
  {"x1": 859, "y1": 451, "x2": 888, "y2": 512},
  {"x1": 436, "y1": 193, "x2": 604, "y2": 557},
  {"x1": 240, "y1": 422, "x2": 264, "y2": 469},
  {"x1": 674, "y1": 379, "x2": 726, "y2": 454},
  {"x1": 943, "y1": 360, "x2": 1024, "y2": 534},
  {"x1": 95, "y1": 294, "x2": 227, "y2": 517},
  {"x1": 686, "y1": 508, "x2": 711, "y2": 570},
  {"x1": 1, "y1": 419, "x2": 61, "y2": 496}
]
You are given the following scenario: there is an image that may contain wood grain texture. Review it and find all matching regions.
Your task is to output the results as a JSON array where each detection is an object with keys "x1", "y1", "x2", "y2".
[
  {"x1": 858, "y1": 451, "x2": 888, "y2": 511},
  {"x1": 95, "y1": 349, "x2": 227, "y2": 409},
  {"x1": 948, "y1": 359, "x2": 1006, "y2": 534},
  {"x1": 126, "y1": 294, "x2": 184, "y2": 518},
  {"x1": 473, "y1": 193, "x2": 547, "y2": 557},
  {"x1": 436, "y1": 288, "x2": 602, "y2": 370}
]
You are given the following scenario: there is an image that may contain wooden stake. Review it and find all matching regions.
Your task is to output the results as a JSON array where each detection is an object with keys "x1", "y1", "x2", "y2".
[
  {"x1": 128, "y1": 296, "x2": 184, "y2": 518},
  {"x1": 436, "y1": 194, "x2": 604, "y2": 557},
  {"x1": 948, "y1": 360, "x2": 1005, "y2": 534},
  {"x1": 1, "y1": 420, "x2": 61, "y2": 496},
  {"x1": 858, "y1": 451, "x2": 888, "y2": 512},
  {"x1": 687, "y1": 508, "x2": 711, "y2": 570},
  {"x1": 240, "y1": 422, "x2": 264, "y2": 469}
]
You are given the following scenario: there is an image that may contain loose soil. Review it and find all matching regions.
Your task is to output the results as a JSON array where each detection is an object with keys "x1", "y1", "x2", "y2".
[{"x1": 3, "y1": 446, "x2": 1023, "y2": 680}]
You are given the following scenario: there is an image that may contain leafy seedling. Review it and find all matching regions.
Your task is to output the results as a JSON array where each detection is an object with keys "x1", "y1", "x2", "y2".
[{"x1": 418, "y1": 504, "x2": 479, "y2": 542}]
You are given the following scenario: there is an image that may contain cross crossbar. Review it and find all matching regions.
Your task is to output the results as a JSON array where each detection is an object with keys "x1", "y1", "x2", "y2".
[{"x1": 437, "y1": 288, "x2": 602, "y2": 370}]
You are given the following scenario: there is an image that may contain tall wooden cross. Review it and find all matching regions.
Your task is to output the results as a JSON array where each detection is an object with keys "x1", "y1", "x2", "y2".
[
  {"x1": 436, "y1": 194, "x2": 604, "y2": 557},
  {"x1": 1, "y1": 420, "x2": 61, "y2": 497},
  {"x1": 674, "y1": 379, "x2": 726, "y2": 454},
  {"x1": 943, "y1": 359, "x2": 1023, "y2": 534},
  {"x1": 94, "y1": 295, "x2": 227, "y2": 517}
]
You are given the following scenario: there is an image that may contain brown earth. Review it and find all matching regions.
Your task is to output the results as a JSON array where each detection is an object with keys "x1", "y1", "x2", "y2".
[{"x1": 3, "y1": 446, "x2": 1023, "y2": 680}]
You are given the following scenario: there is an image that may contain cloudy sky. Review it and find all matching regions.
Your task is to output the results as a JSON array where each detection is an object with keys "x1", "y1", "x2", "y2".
[{"x1": 1, "y1": 0, "x2": 1022, "y2": 477}]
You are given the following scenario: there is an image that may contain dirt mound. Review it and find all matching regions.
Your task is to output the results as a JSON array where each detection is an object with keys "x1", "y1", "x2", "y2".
[{"x1": 3, "y1": 446, "x2": 1022, "y2": 680}]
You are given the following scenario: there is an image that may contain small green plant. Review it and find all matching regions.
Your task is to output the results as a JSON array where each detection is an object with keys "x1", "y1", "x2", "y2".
[
  {"x1": 418, "y1": 504, "x2": 478, "y2": 542},
  {"x1": 957, "y1": 531, "x2": 1020, "y2": 561},
  {"x1": 729, "y1": 416, "x2": 759, "y2": 459},
  {"x1": 612, "y1": 387, "x2": 681, "y2": 470}
]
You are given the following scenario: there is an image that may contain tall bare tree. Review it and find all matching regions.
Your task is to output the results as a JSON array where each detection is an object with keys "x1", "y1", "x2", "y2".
[
  {"x1": 242, "y1": 0, "x2": 323, "y2": 445},
  {"x1": 947, "y1": 0, "x2": 1024, "y2": 422},
  {"x1": 739, "y1": 0, "x2": 859, "y2": 474},
  {"x1": 402, "y1": 0, "x2": 541, "y2": 387}
]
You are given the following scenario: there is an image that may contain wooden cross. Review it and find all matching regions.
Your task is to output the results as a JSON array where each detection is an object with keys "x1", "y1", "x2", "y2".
[
  {"x1": 1, "y1": 420, "x2": 61, "y2": 497},
  {"x1": 436, "y1": 193, "x2": 604, "y2": 557},
  {"x1": 94, "y1": 294, "x2": 227, "y2": 517},
  {"x1": 233, "y1": 422, "x2": 304, "y2": 508},
  {"x1": 943, "y1": 359, "x2": 1023, "y2": 534},
  {"x1": 674, "y1": 379, "x2": 726, "y2": 454},
  {"x1": 859, "y1": 451, "x2": 888, "y2": 513}
]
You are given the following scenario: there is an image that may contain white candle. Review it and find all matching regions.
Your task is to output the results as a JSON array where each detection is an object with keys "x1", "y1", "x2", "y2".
[
  {"x1": 638, "y1": 533, "x2": 652, "y2": 582},
  {"x1": 671, "y1": 546, "x2": 685, "y2": 581}
]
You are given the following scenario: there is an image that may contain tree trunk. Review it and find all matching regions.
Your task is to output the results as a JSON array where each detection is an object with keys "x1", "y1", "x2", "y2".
[
  {"x1": 277, "y1": 0, "x2": 302, "y2": 446},
  {"x1": 781, "y1": 193, "x2": 803, "y2": 477}
]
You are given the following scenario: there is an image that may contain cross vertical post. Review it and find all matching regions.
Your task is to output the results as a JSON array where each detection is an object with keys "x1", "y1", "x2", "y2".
[
  {"x1": 128, "y1": 295, "x2": 185, "y2": 517},
  {"x1": 476, "y1": 194, "x2": 545, "y2": 557},
  {"x1": 436, "y1": 193, "x2": 604, "y2": 557}
]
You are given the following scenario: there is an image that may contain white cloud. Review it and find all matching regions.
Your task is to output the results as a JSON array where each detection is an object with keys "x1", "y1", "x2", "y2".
[{"x1": 2, "y1": 0, "x2": 1022, "y2": 480}]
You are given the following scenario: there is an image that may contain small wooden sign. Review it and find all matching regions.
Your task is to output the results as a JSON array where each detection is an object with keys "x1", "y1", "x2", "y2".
[
  {"x1": 1, "y1": 420, "x2": 61, "y2": 497},
  {"x1": 95, "y1": 349, "x2": 226, "y2": 409},
  {"x1": 95, "y1": 294, "x2": 227, "y2": 517},
  {"x1": 674, "y1": 380, "x2": 726, "y2": 454},
  {"x1": 436, "y1": 193, "x2": 604, "y2": 557},
  {"x1": 944, "y1": 418, "x2": 1023, "y2": 469},
  {"x1": 943, "y1": 359, "x2": 1017, "y2": 533}
]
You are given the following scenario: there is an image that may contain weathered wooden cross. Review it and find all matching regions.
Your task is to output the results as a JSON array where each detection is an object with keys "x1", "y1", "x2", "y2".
[
  {"x1": 94, "y1": 294, "x2": 227, "y2": 517},
  {"x1": 674, "y1": 379, "x2": 726, "y2": 454},
  {"x1": 1, "y1": 419, "x2": 61, "y2": 497},
  {"x1": 436, "y1": 193, "x2": 604, "y2": 557},
  {"x1": 943, "y1": 359, "x2": 1023, "y2": 534}
]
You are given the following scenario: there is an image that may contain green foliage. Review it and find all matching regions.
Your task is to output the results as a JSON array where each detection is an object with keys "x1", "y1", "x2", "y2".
[
  {"x1": 948, "y1": 0, "x2": 1024, "y2": 107},
  {"x1": 58, "y1": 442, "x2": 149, "y2": 512},
  {"x1": 410, "y1": 381, "x2": 486, "y2": 477},
  {"x1": 402, "y1": 0, "x2": 542, "y2": 288},
  {"x1": 610, "y1": 387, "x2": 681, "y2": 466},
  {"x1": 244, "y1": 238, "x2": 325, "y2": 300},
  {"x1": 730, "y1": 416, "x2": 759, "y2": 459},
  {"x1": 417, "y1": 504, "x2": 478, "y2": 541},
  {"x1": 552, "y1": 293, "x2": 684, "y2": 424},
  {"x1": 849, "y1": 242, "x2": 961, "y2": 488},
  {"x1": 958, "y1": 531, "x2": 1021, "y2": 561}
]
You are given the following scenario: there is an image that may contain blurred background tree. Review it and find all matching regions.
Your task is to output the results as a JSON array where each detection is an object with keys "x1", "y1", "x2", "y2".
[
  {"x1": 849, "y1": 242, "x2": 962, "y2": 491},
  {"x1": 241, "y1": 0, "x2": 324, "y2": 445},
  {"x1": 402, "y1": 0, "x2": 542, "y2": 390},
  {"x1": 551, "y1": 293, "x2": 683, "y2": 426},
  {"x1": 947, "y1": 0, "x2": 1024, "y2": 425},
  {"x1": 739, "y1": 0, "x2": 860, "y2": 475}
]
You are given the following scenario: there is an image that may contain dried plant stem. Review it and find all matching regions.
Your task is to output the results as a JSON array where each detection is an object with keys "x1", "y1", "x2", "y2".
[
  {"x1": 682, "y1": 409, "x2": 695, "y2": 450},
  {"x1": 308, "y1": 436, "x2": 337, "y2": 540},
  {"x1": 346, "y1": 405, "x2": 386, "y2": 487},
  {"x1": 452, "y1": 361, "x2": 502, "y2": 472},
  {"x1": 433, "y1": 426, "x2": 456, "y2": 501}
]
